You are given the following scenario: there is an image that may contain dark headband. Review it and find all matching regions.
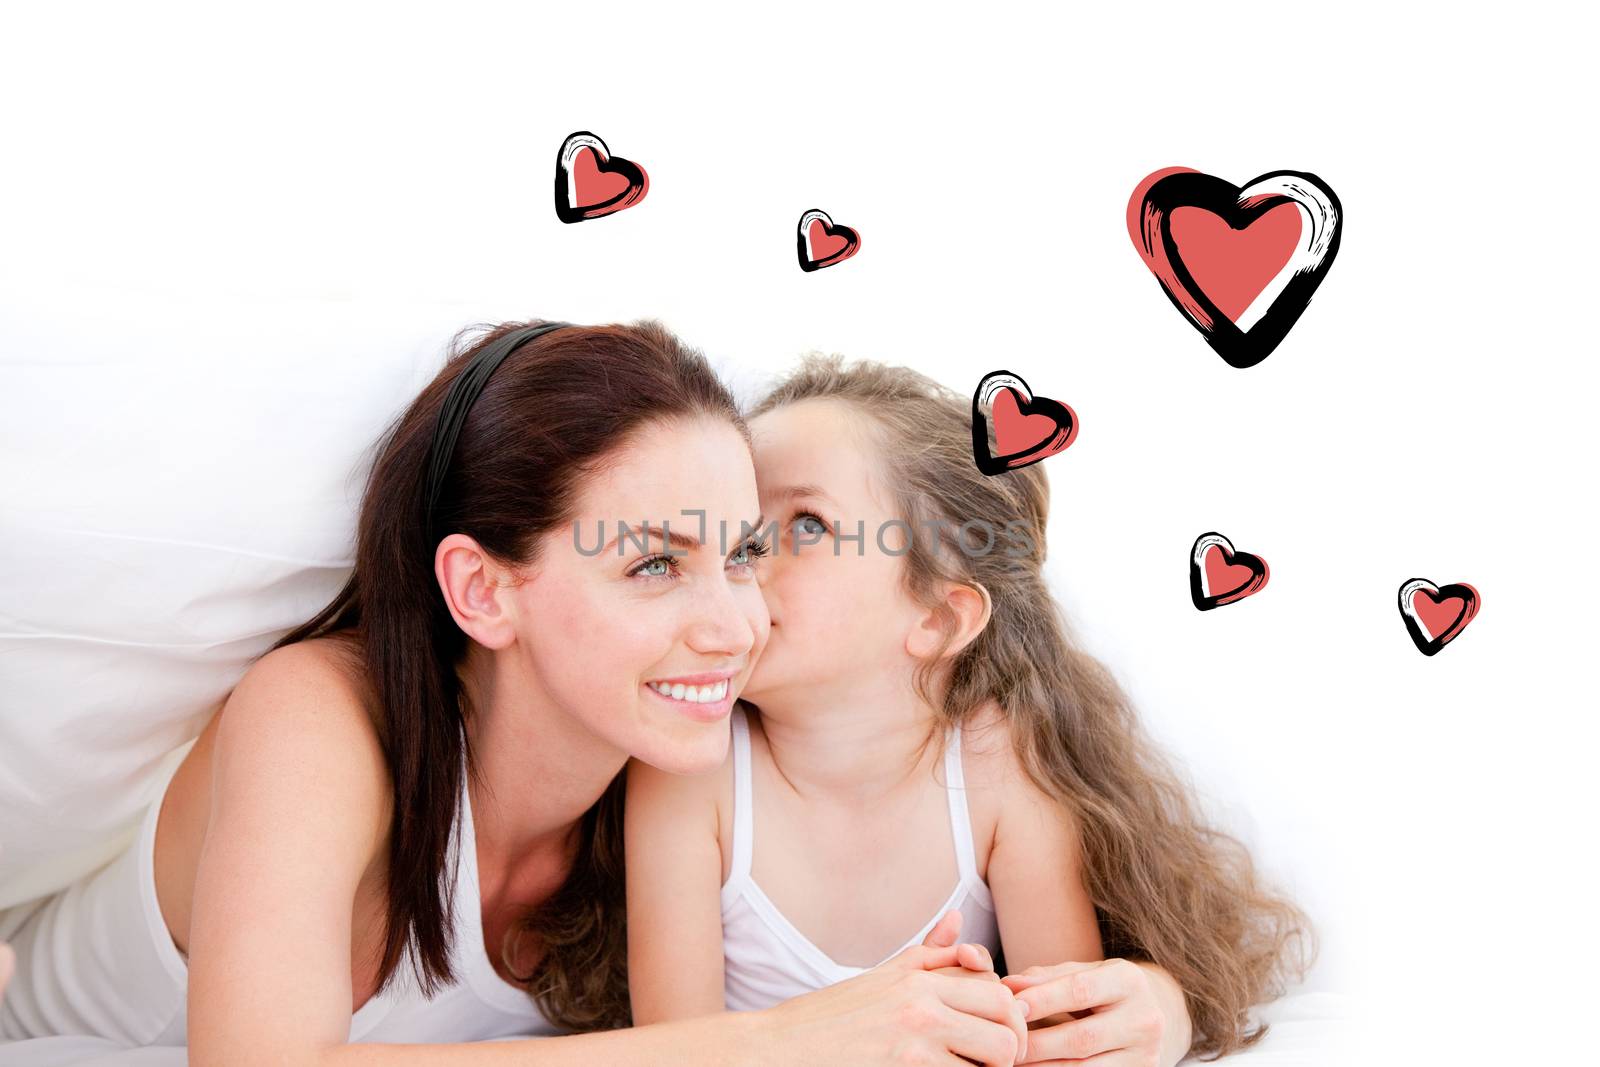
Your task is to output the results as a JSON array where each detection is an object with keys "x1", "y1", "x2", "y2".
[{"x1": 424, "y1": 320, "x2": 575, "y2": 533}]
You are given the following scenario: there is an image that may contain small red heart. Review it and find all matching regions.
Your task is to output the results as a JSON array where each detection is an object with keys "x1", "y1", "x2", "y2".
[
  {"x1": 991, "y1": 388, "x2": 1064, "y2": 456},
  {"x1": 1398, "y1": 579, "x2": 1480, "y2": 654},
  {"x1": 1204, "y1": 545, "x2": 1260, "y2": 596},
  {"x1": 1412, "y1": 590, "x2": 1467, "y2": 638},
  {"x1": 573, "y1": 147, "x2": 638, "y2": 209},
  {"x1": 797, "y1": 209, "x2": 861, "y2": 271},
  {"x1": 1189, "y1": 532, "x2": 1268, "y2": 610},
  {"x1": 1168, "y1": 203, "x2": 1302, "y2": 324},
  {"x1": 555, "y1": 131, "x2": 648, "y2": 223},
  {"x1": 807, "y1": 218, "x2": 851, "y2": 262}
]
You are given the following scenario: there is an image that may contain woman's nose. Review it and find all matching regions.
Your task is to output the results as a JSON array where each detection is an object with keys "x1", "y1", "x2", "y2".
[{"x1": 686, "y1": 580, "x2": 757, "y2": 657}]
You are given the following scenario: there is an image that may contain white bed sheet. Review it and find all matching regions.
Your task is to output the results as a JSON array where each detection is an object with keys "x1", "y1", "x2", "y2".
[{"x1": 0, "y1": 989, "x2": 1351, "y2": 1065}]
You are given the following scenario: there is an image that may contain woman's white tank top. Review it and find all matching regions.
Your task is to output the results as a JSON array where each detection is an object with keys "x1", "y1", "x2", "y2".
[
  {"x1": 0, "y1": 738, "x2": 562, "y2": 1045},
  {"x1": 720, "y1": 705, "x2": 1001, "y2": 1012}
]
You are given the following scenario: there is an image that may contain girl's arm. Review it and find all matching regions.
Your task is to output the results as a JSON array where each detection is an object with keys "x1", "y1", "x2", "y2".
[
  {"x1": 984, "y1": 739, "x2": 1104, "y2": 977},
  {"x1": 983, "y1": 740, "x2": 1194, "y2": 1065},
  {"x1": 623, "y1": 754, "x2": 729, "y2": 1023}
]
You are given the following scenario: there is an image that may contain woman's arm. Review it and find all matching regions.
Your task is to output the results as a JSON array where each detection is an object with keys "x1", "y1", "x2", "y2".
[
  {"x1": 184, "y1": 644, "x2": 396, "y2": 1066},
  {"x1": 624, "y1": 754, "x2": 729, "y2": 1022},
  {"x1": 324, "y1": 943, "x2": 1026, "y2": 1067},
  {"x1": 308, "y1": 947, "x2": 1030, "y2": 1066},
  {"x1": 186, "y1": 648, "x2": 1027, "y2": 1066}
]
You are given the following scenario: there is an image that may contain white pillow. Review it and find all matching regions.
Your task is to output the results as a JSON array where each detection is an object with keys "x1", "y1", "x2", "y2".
[{"x1": 0, "y1": 285, "x2": 520, "y2": 910}]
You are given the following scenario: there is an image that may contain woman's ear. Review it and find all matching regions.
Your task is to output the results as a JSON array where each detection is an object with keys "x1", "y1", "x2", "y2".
[
  {"x1": 436, "y1": 533, "x2": 523, "y2": 651},
  {"x1": 906, "y1": 581, "x2": 992, "y2": 661}
]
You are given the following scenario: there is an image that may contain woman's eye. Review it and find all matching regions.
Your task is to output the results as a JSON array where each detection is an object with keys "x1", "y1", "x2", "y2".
[
  {"x1": 630, "y1": 555, "x2": 679, "y2": 580},
  {"x1": 729, "y1": 536, "x2": 772, "y2": 568}
]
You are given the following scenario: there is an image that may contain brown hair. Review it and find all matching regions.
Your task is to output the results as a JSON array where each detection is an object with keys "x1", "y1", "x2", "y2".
[
  {"x1": 746, "y1": 354, "x2": 1316, "y2": 1059},
  {"x1": 268, "y1": 318, "x2": 745, "y2": 1032}
]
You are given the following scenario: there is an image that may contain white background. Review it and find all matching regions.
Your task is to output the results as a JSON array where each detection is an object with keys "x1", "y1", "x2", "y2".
[{"x1": 3, "y1": 2, "x2": 1596, "y2": 1063}]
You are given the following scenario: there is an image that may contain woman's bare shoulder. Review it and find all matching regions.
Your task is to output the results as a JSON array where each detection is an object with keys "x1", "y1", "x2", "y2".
[
  {"x1": 216, "y1": 634, "x2": 393, "y2": 828},
  {"x1": 155, "y1": 632, "x2": 393, "y2": 957}
]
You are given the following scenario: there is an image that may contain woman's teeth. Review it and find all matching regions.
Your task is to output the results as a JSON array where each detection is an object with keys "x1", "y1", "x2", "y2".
[{"x1": 647, "y1": 679, "x2": 729, "y2": 703}]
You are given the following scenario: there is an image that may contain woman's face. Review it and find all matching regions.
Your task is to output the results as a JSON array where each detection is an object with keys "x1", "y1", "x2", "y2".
[
  {"x1": 741, "y1": 398, "x2": 923, "y2": 711},
  {"x1": 509, "y1": 416, "x2": 770, "y2": 775}
]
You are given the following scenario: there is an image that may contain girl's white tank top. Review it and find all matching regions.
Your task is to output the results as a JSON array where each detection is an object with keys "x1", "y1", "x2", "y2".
[{"x1": 720, "y1": 705, "x2": 1001, "y2": 1012}]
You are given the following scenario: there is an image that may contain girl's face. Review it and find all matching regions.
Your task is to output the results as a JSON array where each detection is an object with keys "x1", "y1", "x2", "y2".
[
  {"x1": 507, "y1": 416, "x2": 771, "y2": 775},
  {"x1": 741, "y1": 399, "x2": 924, "y2": 710}
]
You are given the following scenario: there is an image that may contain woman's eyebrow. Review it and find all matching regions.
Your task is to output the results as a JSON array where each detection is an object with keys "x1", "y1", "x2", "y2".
[
  {"x1": 600, "y1": 514, "x2": 770, "y2": 554},
  {"x1": 600, "y1": 523, "x2": 702, "y2": 554}
]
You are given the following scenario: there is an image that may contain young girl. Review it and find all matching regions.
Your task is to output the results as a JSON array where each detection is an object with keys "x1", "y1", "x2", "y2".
[{"x1": 626, "y1": 354, "x2": 1314, "y2": 1062}]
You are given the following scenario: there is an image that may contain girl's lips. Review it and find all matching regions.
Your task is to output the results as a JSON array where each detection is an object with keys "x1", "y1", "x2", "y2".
[{"x1": 642, "y1": 679, "x2": 735, "y2": 722}]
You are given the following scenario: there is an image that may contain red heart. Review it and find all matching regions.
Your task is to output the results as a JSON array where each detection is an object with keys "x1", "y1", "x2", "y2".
[
  {"x1": 807, "y1": 219, "x2": 850, "y2": 262},
  {"x1": 573, "y1": 147, "x2": 636, "y2": 209},
  {"x1": 991, "y1": 388, "x2": 1062, "y2": 456},
  {"x1": 1412, "y1": 591, "x2": 1466, "y2": 638},
  {"x1": 1168, "y1": 203, "x2": 1302, "y2": 324},
  {"x1": 1204, "y1": 545, "x2": 1259, "y2": 596}
]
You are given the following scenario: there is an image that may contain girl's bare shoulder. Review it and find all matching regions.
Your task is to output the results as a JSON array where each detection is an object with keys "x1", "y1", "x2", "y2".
[
  {"x1": 955, "y1": 699, "x2": 1064, "y2": 875},
  {"x1": 956, "y1": 698, "x2": 1030, "y2": 791}
]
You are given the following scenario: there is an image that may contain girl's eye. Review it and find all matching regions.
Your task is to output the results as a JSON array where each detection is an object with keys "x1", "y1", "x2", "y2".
[
  {"x1": 793, "y1": 511, "x2": 828, "y2": 538},
  {"x1": 629, "y1": 554, "x2": 681, "y2": 581}
]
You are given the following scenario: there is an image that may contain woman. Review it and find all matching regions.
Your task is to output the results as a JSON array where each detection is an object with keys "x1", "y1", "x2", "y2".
[{"x1": 0, "y1": 318, "x2": 1186, "y2": 1064}]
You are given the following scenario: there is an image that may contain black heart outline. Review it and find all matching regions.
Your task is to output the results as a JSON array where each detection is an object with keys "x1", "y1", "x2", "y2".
[
  {"x1": 554, "y1": 131, "x2": 649, "y2": 224},
  {"x1": 970, "y1": 370, "x2": 1078, "y2": 476},
  {"x1": 1189, "y1": 531, "x2": 1270, "y2": 611},
  {"x1": 796, "y1": 208, "x2": 862, "y2": 272},
  {"x1": 1140, "y1": 170, "x2": 1342, "y2": 369},
  {"x1": 1397, "y1": 578, "x2": 1481, "y2": 656}
]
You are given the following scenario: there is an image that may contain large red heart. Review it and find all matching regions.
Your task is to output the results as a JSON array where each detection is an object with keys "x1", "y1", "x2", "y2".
[
  {"x1": 1127, "y1": 167, "x2": 1341, "y2": 368},
  {"x1": 1168, "y1": 203, "x2": 1302, "y2": 324}
]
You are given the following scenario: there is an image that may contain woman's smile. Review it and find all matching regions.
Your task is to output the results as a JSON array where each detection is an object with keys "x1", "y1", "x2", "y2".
[{"x1": 642, "y1": 673, "x2": 736, "y2": 722}]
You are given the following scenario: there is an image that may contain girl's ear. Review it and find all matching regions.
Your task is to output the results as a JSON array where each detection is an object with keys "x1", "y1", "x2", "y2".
[{"x1": 906, "y1": 581, "x2": 992, "y2": 661}]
